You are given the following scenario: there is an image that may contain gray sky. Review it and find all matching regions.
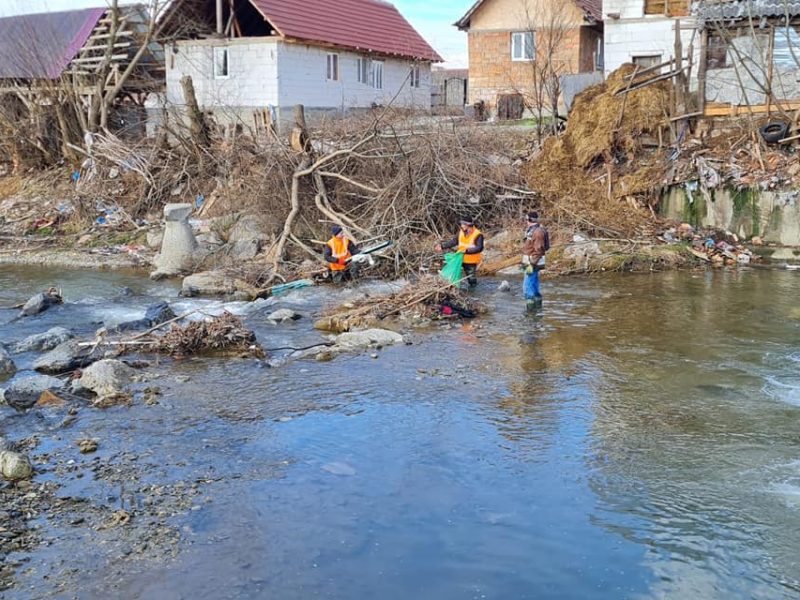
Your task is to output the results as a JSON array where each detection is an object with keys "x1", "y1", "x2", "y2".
[{"x1": 0, "y1": 0, "x2": 468, "y2": 66}]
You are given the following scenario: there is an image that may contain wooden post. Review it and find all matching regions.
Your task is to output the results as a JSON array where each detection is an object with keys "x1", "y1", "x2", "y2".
[
  {"x1": 698, "y1": 28, "x2": 708, "y2": 114},
  {"x1": 674, "y1": 18, "x2": 685, "y2": 115},
  {"x1": 766, "y1": 27, "x2": 775, "y2": 116},
  {"x1": 180, "y1": 75, "x2": 210, "y2": 148},
  {"x1": 216, "y1": 0, "x2": 224, "y2": 36}
]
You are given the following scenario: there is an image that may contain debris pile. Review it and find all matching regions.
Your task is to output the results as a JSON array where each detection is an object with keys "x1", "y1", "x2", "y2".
[
  {"x1": 315, "y1": 276, "x2": 486, "y2": 333},
  {"x1": 660, "y1": 222, "x2": 759, "y2": 266},
  {"x1": 153, "y1": 312, "x2": 264, "y2": 358}
]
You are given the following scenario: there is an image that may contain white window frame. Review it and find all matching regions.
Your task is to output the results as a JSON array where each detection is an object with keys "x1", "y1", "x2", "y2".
[
  {"x1": 410, "y1": 64, "x2": 420, "y2": 88},
  {"x1": 213, "y1": 46, "x2": 229, "y2": 79},
  {"x1": 371, "y1": 60, "x2": 383, "y2": 89},
  {"x1": 511, "y1": 31, "x2": 535, "y2": 61},
  {"x1": 357, "y1": 57, "x2": 370, "y2": 84},
  {"x1": 327, "y1": 53, "x2": 339, "y2": 81}
]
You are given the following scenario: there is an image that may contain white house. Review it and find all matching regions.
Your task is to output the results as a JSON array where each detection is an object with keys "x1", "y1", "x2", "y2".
[
  {"x1": 603, "y1": 0, "x2": 699, "y2": 82},
  {"x1": 165, "y1": 0, "x2": 441, "y2": 129}
]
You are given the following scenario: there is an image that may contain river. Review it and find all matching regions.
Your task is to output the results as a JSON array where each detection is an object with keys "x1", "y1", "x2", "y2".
[{"x1": 1, "y1": 266, "x2": 799, "y2": 599}]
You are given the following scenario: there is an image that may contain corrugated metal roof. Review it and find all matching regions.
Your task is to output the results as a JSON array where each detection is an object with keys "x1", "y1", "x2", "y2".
[
  {"x1": 0, "y1": 7, "x2": 106, "y2": 79},
  {"x1": 455, "y1": 0, "x2": 602, "y2": 30},
  {"x1": 251, "y1": 0, "x2": 442, "y2": 61},
  {"x1": 694, "y1": 0, "x2": 800, "y2": 21}
]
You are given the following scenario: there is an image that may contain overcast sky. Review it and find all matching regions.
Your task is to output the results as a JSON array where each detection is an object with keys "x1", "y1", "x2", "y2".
[{"x1": 0, "y1": 0, "x2": 469, "y2": 66}]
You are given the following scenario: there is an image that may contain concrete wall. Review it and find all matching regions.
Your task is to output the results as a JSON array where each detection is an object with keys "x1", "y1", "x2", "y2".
[
  {"x1": 166, "y1": 37, "x2": 432, "y2": 129},
  {"x1": 603, "y1": 0, "x2": 699, "y2": 83},
  {"x1": 661, "y1": 185, "x2": 800, "y2": 246}
]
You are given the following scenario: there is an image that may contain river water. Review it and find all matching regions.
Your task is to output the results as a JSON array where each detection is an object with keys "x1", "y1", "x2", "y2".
[{"x1": 1, "y1": 267, "x2": 799, "y2": 599}]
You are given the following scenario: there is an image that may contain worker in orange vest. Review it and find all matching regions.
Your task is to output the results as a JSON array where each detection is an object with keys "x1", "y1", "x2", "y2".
[
  {"x1": 435, "y1": 216, "x2": 484, "y2": 288},
  {"x1": 324, "y1": 225, "x2": 360, "y2": 284}
]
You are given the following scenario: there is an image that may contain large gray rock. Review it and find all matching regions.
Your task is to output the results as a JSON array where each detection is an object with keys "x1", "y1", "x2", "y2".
[
  {"x1": 0, "y1": 451, "x2": 33, "y2": 481},
  {"x1": 33, "y1": 341, "x2": 92, "y2": 374},
  {"x1": 563, "y1": 240, "x2": 602, "y2": 262},
  {"x1": 0, "y1": 348, "x2": 15, "y2": 379},
  {"x1": 14, "y1": 327, "x2": 74, "y2": 353},
  {"x1": 74, "y1": 359, "x2": 134, "y2": 398},
  {"x1": 111, "y1": 302, "x2": 176, "y2": 333},
  {"x1": 20, "y1": 290, "x2": 63, "y2": 317},
  {"x1": 228, "y1": 214, "x2": 267, "y2": 244},
  {"x1": 334, "y1": 329, "x2": 404, "y2": 350},
  {"x1": 151, "y1": 203, "x2": 198, "y2": 279},
  {"x1": 181, "y1": 271, "x2": 256, "y2": 300},
  {"x1": 1, "y1": 374, "x2": 66, "y2": 410},
  {"x1": 230, "y1": 238, "x2": 261, "y2": 261}
]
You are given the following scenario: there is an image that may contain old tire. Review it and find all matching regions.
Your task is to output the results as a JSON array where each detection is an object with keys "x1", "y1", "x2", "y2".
[{"x1": 759, "y1": 121, "x2": 790, "y2": 144}]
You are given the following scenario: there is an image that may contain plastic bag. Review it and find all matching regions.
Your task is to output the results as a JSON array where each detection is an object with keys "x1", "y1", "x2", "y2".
[{"x1": 439, "y1": 252, "x2": 464, "y2": 284}]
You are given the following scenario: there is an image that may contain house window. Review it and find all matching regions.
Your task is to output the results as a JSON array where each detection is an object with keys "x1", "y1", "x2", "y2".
[
  {"x1": 371, "y1": 60, "x2": 383, "y2": 89},
  {"x1": 511, "y1": 31, "x2": 534, "y2": 61},
  {"x1": 327, "y1": 53, "x2": 339, "y2": 81},
  {"x1": 410, "y1": 64, "x2": 420, "y2": 88},
  {"x1": 632, "y1": 54, "x2": 662, "y2": 72},
  {"x1": 213, "y1": 47, "x2": 229, "y2": 79},
  {"x1": 706, "y1": 35, "x2": 728, "y2": 70},
  {"x1": 357, "y1": 57, "x2": 370, "y2": 84},
  {"x1": 773, "y1": 26, "x2": 800, "y2": 68}
]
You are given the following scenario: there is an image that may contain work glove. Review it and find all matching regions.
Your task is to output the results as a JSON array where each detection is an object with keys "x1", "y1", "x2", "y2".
[
  {"x1": 524, "y1": 265, "x2": 534, "y2": 275},
  {"x1": 337, "y1": 257, "x2": 348, "y2": 266}
]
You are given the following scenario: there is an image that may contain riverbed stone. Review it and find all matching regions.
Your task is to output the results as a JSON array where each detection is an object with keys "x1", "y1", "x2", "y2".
[
  {"x1": 34, "y1": 341, "x2": 91, "y2": 374},
  {"x1": 563, "y1": 240, "x2": 602, "y2": 262},
  {"x1": 0, "y1": 451, "x2": 33, "y2": 481},
  {"x1": 181, "y1": 271, "x2": 257, "y2": 300},
  {"x1": 334, "y1": 328, "x2": 404, "y2": 350},
  {"x1": 267, "y1": 309, "x2": 302, "y2": 323},
  {"x1": 74, "y1": 359, "x2": 135, "y2": 398},
  {"x1": 20, "y1": 290, "x2": 63, "y2": 317},
  {"x1": 0, "y1": 348, "x2": 16, "y2": 379},
  {"x1": 14, "y1": 327, "x2": 74, "y2": 353},
  {"x1": 1, "y1": 374, "x2": 66, "y2": 410}
]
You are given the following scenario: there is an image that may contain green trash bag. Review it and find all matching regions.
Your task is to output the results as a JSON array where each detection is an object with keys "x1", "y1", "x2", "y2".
[{"x1": 439, "y1": 252, "x2": 464, "y2": 284}]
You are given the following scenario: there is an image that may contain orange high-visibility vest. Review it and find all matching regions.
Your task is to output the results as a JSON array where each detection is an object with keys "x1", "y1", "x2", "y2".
[
  {"x1": 458, "y1": 227, "x2": 483, "y2": 265},
  {"x1": 327, "y1": 236, "x2": 352, "y2": 271}
]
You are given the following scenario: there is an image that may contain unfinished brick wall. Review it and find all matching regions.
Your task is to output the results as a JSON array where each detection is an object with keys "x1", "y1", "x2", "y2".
[{"x1": 467, "y1": 27, "x2": 588, "y2": 113}]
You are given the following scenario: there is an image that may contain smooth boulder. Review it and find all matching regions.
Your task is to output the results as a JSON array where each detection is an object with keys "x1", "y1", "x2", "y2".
[
  {"x1": 1, "y1": 374, "x2": 66, "y2": 410},
  {"x1": 74, "y1": 359, "x2": 134, "y2": 398},
  {"x1": 334, "y1": 329, "x2": 404, "y2": 350},
  {"x1": 20, "y1": 289, "x2": 63, "y2": 317},
  {"x1": 181, "y1": 271, "x2": 257, "y2": 300},
  {"x1": 267, "y1": 309, "x2": 302, "y2": 323},
  {"x1": 111, "y1": 302, "x2": 176, "y2": 333},
  {"x1": 0, "y1": 451, "x2": 33, "y2": 481},
  {"x1": 14, "y1": 327, "x2": 74, "y2": 353},
  {"x1": 33, "y1": 341, "x2": 92, "y2": 374}
]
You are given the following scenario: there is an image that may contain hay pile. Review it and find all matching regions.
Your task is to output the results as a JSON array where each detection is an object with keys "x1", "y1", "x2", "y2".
[
  {"x1": 315, "y1": 276, "x2": 486, "y2": 333},
  {"x1": 526, "y1": 65, "x2": 672, "y2": 237},
  {"x1": 153, "y1": 312, "x2": 264, "y2": 358}
]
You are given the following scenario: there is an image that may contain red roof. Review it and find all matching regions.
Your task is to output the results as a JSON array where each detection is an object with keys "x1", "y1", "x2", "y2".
[{"x1": 251, "y1": 0, "x2": 442, "y2": 62}]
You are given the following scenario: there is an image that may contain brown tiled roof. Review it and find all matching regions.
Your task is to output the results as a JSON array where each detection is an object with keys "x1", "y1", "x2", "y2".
[{"x1": 252, "y1": 0, "x2": 442, "y2": 61}]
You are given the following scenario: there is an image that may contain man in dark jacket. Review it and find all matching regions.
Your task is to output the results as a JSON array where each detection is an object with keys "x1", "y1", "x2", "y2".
[{"x1": 522, "y1": 211, "x2": 549, "y2": 311}]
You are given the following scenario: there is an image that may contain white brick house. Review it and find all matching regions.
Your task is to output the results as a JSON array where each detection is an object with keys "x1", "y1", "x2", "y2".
[{"x1": 165, "y1": 0, "x2": 441, "y2": 129}]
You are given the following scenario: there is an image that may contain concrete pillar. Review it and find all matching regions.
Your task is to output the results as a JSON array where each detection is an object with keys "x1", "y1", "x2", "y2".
[{"x1": 151, "y1": 203, "x2": 198, "y2": 279}]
